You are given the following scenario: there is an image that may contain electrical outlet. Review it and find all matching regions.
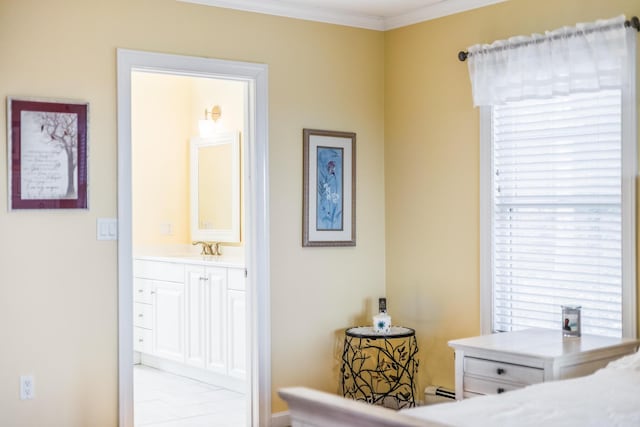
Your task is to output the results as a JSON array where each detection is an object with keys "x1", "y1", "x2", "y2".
[
  {"x1": 159, "y1": 223, "x2": 173, "y2": 236},
  {"x1": 20, "y1": 375, "x2": 34, "y2": 400}
]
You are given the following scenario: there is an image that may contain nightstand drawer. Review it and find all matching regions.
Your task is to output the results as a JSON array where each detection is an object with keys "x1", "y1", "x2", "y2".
[
  {"x1": 464, "y1": 357, "x2": 543, "y2": 385},
  {"x1": 464, "y1": 375, "x2": 523, "y2": 395},
  {"x1": 450, "y1": 329, "x2": 640, "y2": 400}
]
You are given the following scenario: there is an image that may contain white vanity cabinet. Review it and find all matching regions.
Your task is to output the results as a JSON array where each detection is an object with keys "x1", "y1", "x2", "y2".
[
  {"x1": 185, "y1": 264, "x2": 246, "y2": 379},
  {"x1": 134, "y1": 256, "x2": 246, "y2": 388},
  {"x1": 185, "y1": 265, "x2": 227, "y2": 374},
  {"x1": 133, "y1": 278, "x2": 153, "y2": 354},
  {"x1": 133, "y1": 260, "x2": 186, "y2": 362},
  {"x1": 153, "y1": 281, "x2": 185, "y2": 362},
  {"x1": 227, "y1": 268, "x2": 247, "y2": 379}
]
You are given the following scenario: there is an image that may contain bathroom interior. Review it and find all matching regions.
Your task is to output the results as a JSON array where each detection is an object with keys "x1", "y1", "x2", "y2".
[{"x1": 130, "y1": 70, "x2": 248, "y2": 426}]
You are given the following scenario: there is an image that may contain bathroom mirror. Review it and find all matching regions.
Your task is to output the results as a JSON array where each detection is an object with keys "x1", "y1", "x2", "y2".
[{"x1": 190, "y1": 131, "x2": 241, "y2": 243}]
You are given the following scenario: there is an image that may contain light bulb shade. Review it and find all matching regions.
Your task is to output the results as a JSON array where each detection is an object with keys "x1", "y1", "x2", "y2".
[{"x1": 198, "y1": 119, "x2": 215, "y2": 137}]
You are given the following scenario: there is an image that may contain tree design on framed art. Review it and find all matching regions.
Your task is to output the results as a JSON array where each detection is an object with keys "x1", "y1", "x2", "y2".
[{"x1": 7, "y1": 97, "x2": 89, "y2": 210}]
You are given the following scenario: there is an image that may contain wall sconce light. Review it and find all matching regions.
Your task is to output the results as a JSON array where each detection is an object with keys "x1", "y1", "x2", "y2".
[
  {"x1": 199, "y1": 105, "x2": 222, "y2": 137},
  {"x1": 205, "y1": 105, "x2": 222, "y2": 122}
]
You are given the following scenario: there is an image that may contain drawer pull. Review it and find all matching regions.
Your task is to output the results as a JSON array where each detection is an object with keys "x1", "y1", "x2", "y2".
[
  {"x1": 138, "y1": 314, "x2": 144, "y2": 317},
  {"x1": 138, "y1": 338, "x2": 144, "y2": 343},
  {"x1": 496, "y1": 368, "x2": 505, "y2": 375},
  {"x1": 497, "y1": 387, "x2": 505, "y2": 394}
]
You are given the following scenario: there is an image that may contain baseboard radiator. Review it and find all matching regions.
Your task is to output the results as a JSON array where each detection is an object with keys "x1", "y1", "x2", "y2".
[{"x1": 424, "y1": 385, "x2": 456, "y2": 405}]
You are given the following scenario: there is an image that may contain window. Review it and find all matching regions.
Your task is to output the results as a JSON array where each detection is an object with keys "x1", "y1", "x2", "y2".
[
  {"x1": 481, "y1": 90, "x2": 635, "y2": 338},
  {"x1": 471, "y1": 16, "x2": 638, "y2": 339}
]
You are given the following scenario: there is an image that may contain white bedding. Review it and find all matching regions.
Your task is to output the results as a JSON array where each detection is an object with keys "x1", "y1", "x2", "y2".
[{"x1": 403, "y1": 351, "x2": 640, "y2": 427}]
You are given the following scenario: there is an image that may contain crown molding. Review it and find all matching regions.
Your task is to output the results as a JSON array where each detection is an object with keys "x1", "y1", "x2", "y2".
[
  {"x1": 178, "y1": 0, "x2": 384, "y2": 30},
  {"x1": 384, "y1": 0, "x2": 508, "y2": 30},
  {"x1": 178, "y1": 0, "x2": 508, "y2": 31}
]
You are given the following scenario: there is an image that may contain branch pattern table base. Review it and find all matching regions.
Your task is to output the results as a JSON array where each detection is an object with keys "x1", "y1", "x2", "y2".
[{"x1": 340, "y1": 326, "x2": 419, "y2": 409}]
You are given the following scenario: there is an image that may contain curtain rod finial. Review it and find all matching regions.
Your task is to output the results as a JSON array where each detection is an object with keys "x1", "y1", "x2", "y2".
[{"x1": 458, "y1": 51, "x2": 468, "y2": 62}]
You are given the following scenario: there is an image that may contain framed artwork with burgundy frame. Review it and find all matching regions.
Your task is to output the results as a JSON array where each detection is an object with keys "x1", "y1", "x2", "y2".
[{"x1": 7, "y1": 97, "x2": 88, "y2": 210}]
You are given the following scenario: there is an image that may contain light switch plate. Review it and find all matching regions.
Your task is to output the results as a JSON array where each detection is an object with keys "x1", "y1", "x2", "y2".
[{"x1": 97, "y1": 218, "x2": 118, "y2": 240}]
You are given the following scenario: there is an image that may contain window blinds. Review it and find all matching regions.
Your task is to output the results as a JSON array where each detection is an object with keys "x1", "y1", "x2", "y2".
[{"x1": 492, "y1": 89, "x2": 623, "y2": 337}]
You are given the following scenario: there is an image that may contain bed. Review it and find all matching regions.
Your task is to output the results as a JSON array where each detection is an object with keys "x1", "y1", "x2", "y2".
[{"x1": 279, "y1": 349, "x2": 640, "y2": 427}]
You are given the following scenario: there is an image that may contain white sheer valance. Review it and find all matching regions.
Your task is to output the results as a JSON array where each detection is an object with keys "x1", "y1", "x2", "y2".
[{"x1": 467, "y1": 15, "x2": 631, "y2": 106}]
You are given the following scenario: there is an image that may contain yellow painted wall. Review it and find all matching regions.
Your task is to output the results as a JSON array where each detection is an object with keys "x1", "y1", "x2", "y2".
[
  {"x1": 2, "y1": 0, "x2": 636, "y2": 424},
  {"x1": 0, "y1": 0, "x2": 384, "y2": 425},
  {"x1": 131, "y1": 73, "x2": 245, "y2": 248},
  {"x1": 384, "y1": 0, "x2": 640, "y2": 392},
  {"x1": 132, "y1": 72, "x2": 192, "y2": 246}
]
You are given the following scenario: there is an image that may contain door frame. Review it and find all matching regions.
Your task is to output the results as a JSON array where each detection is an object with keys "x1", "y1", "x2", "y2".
[{"x1": 116, "y1": 48, "x2": 271, "y2": 427}]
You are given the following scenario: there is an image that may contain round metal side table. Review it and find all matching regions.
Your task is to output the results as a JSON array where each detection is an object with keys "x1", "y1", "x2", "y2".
[{"x1": 340, "y1": 326, "x2": 419, "y2": 409}]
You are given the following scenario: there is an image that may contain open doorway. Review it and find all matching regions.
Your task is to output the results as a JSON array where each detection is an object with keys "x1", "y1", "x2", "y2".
[
  {"x1": 131, "y1": 71, "x2": 247, "y2": 426},
  {"x1": 117, "y1": 50, "x2": 271, "y2": 427}
]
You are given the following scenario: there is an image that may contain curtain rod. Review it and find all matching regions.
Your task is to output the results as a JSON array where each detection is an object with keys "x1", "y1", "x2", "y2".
[{"x1": 458, "y1": 16, "x2": 640, "y2": 62}]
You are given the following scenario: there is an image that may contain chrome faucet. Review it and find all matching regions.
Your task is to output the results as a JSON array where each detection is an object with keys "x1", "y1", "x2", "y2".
[{"x1": 192, "y1": 241, "x2": 221, "y2": 256}]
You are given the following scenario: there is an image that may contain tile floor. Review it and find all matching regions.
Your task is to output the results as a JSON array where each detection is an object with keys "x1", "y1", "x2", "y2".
[{"x1": 134, "y1": 364, "x2": 246, "y2": 427}]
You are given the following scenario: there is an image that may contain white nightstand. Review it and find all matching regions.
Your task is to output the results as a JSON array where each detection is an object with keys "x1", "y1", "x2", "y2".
[{"x1": 448, "y1": 329, "x2": 639, "y2": 400}]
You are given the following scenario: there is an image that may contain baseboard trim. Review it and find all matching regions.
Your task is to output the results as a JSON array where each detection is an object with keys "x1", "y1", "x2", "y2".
[
  {"x1": 138, "y1": 353, "x2": 245, "y2": 393},
  {"x1": 271, "y1": 411, "x2": 291, "y2": 427}
]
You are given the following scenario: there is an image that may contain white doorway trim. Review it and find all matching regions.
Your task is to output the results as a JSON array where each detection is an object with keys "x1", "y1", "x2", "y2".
[{"x1": 116, "y1": 49, "x2": 271, "y2": 427}]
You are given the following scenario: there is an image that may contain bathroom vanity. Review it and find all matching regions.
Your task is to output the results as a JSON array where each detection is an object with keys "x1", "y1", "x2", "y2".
[{"x1": 133, "y1": 254, "x2": 246, "y2": 392}]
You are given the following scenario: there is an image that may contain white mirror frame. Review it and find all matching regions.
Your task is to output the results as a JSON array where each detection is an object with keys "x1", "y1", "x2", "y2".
[{"x1": 190, "y1": 131, "x2": 241, "y2": 243}]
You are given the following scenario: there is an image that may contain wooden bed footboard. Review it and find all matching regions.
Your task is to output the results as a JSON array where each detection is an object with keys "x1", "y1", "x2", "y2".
[{"x1": 278, "y1": 387, "x2": 448, "y2": 427}]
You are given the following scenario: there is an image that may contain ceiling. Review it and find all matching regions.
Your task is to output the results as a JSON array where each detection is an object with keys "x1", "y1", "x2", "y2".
[{"x1": 178, "y1": 0, "x2": 508, "y2": 30}]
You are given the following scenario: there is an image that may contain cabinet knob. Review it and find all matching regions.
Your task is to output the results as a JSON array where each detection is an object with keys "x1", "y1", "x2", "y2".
[
  {"x1": 496, "y1": 368, "x2": 505, "y2": 375},
  {"x1": 138, "y1": 289, "x2": 144, "y2": 293},
  {"x1": 138, "y1": 338, "x2": 144, "y2": 343},
  {"x1": 151, "y1": 291, "x2": 156, "y2": 295},
  {"x1": 497, "y1": 387, "x2": 506, "y2": 394}
]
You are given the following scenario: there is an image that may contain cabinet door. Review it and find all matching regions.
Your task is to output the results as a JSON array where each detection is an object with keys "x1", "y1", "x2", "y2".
[
  {"x1": 185, "y1": 267, "x2": 206, "y2": 367},
  {"x1": 153, "y1": 281, "x2": 185, "y2": 363},
  {"x1": 227, "y1": 289, "x2": 246, "y2": 379},
  {"x1": 205, "y1": 267, "x2": 227, "y2": 374}
]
